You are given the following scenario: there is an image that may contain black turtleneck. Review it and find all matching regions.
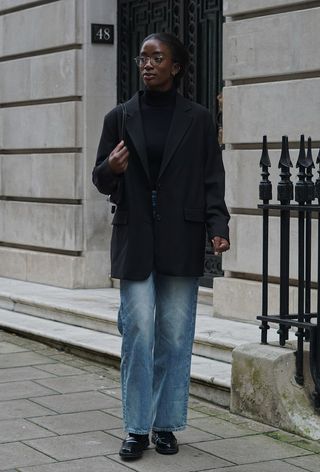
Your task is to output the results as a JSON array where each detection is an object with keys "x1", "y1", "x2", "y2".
[{"x1": 140, "y1": 87, "x2": 177, "y2": 188}]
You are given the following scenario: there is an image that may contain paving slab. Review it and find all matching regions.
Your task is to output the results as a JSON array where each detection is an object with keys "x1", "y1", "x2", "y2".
[
  {"x1": 0, "y1": 399, "x2": 56, "y2": 420},
  {"x1": 0, "y1": 341, "x2": 28, "y2": 353},
  {"x1": 110, "y1": 444, "x2": 233, "y2": 471},
  {"x1": 0, "y1": 366, "x2": 55, "y2": 383},
  {"x1": 1, "y1": 329, "x2": 320, "y2": 472},
  {"x1": 285, "y1": 455, "x2": 320, "y2": 471},
  {"x1": 17, "y1": 456, "x2": 131, "y2": 472},
  {"x1": 25, "y1": 431, "x2": 120, "y2": 461},
  {"x1": 186, "y1": 409, "x2": 208, "y2": 420},
  {"x1": 33, "y1": 364, "x2": 86, "y2": 376},
  {"x1": 0, "y1": 418, "x2": 56, "y2": 443},
  {"x1": 101, "y1": 386, "x2": 122, "y2": 400},
  {"x1": 188, "y1": 416, "x2": 260, "y2": 438},
  {"x1": 0, "y1": 352, "x2": 55, "y2": 368},
  {"x1": 30, "y1": 391, "x2": 121, "y2": 413},
  {"x1": 30, "y1": 410, "x2": 123, "y2": 435},
  {"x1": 191, "y1": 435, "x2": 311, "y2": 464},
  {"x1": 0, "y1": 380, "x2": 58, "y2": 401},
  {"x1": 103, "y1": 406, "x2": 123, "y2": 419},
  {"x1": 34, "y1": 373, "x2": 119, "y2": 393},
  {"x1": 203, "y1": 460, "x2": 309, "y2": 472},
  {"x1": 0, "y1": 442, "x2": 55, "y2": 470}
]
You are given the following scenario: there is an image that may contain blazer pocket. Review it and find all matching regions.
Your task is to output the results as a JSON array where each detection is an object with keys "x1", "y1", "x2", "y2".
[
  {"x1": 184, "y1": 208, "x2": 205, "y2": 223},
  {"x1": 112, "y1": 210, "x2": 128, "y2": 225}
]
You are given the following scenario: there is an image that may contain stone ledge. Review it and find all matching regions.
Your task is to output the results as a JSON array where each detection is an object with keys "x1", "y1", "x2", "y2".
[
  {"x1": 231, "y1": 342, "x2": 320, "y2": 440},
  {"x1": 224, "y1": 0, "x2": 311, "y2": 16}
]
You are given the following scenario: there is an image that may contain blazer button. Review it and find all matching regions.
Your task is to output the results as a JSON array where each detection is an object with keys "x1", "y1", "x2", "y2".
[{"x1": 155, "y1": 213, "x2": 161, "y2": 221}]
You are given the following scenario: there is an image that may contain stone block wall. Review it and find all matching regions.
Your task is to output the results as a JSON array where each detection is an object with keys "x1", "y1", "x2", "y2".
[
  {"x1": 220, "y1": 0, "x2": 320, "y2": 318},
  {"x1": 0, "y1": 0, "x2": 117, "y2": 287}
]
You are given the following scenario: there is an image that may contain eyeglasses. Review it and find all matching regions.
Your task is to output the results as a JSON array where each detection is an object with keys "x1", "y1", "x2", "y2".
[{"x1": 134, "y1": 55, "x2": 165, "y2": 67}]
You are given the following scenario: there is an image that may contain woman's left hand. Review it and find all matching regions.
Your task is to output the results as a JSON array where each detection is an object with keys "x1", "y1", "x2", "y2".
[{"x1": 212, "y1": 236, "x2": 230, "y2": 255}]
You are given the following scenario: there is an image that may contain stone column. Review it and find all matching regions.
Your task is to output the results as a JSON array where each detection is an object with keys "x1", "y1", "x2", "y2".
[
  {"x1": 214, "y1": 0, "x2": 320, "y2": 319},
  {"x1": 0, "y1": 0, "x2": 117, "y2": 288}
]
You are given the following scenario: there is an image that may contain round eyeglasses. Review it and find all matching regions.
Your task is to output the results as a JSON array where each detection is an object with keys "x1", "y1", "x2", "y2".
[{"x1": 134, "y1": 55, "x2": 165, "y2": 67}]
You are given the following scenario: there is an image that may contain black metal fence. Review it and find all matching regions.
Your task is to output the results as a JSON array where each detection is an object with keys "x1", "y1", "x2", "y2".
[{"x1": 257, "y1": 135, "x2": 320, "y2": 410}]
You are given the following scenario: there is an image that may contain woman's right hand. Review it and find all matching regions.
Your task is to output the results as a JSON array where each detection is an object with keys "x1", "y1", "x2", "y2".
[{"x1": 108, "y1": 140, "x2": 129, "y2": 174}]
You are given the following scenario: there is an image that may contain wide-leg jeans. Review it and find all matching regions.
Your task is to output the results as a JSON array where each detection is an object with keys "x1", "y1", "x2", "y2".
[{"x1": 118, "y1": 272, "x2": 199, "y2": 434}]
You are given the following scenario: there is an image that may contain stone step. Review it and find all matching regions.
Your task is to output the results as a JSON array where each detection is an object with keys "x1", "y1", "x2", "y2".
[
  {"x1": 0, "y1": 308, "x2": 231, "y2": 407},
  {"x1": 0, "y1": 277, "x2": 285, "y2": 364}
]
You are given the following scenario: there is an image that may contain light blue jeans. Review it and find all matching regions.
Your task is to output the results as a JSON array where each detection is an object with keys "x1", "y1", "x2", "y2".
[{"x1": 118, "y1": 272, "x2": 199, "y2": 434}]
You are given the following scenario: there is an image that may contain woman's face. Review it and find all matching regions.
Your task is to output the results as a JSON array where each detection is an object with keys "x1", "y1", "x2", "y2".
[{"x1": 139, "y1": 39, "x2": 180, "y2": 92}]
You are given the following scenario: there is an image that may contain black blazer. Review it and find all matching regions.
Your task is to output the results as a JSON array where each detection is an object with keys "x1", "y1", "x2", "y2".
[{"x1": 92, "y1": 91, "x2": 229, "y2": 280}]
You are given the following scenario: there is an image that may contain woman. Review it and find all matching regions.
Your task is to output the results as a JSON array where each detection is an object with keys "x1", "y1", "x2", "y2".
[{"x1": 93, "y1": 32, "x2": 230, "y2": 460}]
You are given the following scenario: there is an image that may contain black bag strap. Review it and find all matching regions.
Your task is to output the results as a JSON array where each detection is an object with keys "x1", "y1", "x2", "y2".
[
  {"x1": 109, "y1": 103, "x2": 127, "y2": 212},
  {"x1": 120, "y1": 103, "x2": 127, "y2": 142}
]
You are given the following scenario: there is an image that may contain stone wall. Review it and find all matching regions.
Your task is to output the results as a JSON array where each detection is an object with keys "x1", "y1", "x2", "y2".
[
  {"x1": 0, "y1": 0, "x2": 117, "y2": 287},
  {"x1": 218, "y1": 0, "x2": 320, "y2": 319}
]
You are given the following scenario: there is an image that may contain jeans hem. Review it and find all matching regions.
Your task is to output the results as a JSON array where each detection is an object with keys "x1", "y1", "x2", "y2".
[
  {"x1": 126, "y1": 428, "x2": 150, "y2": 435},
  {"x1": 152, "y1": 425, "x2": 186, "y2": 432}
]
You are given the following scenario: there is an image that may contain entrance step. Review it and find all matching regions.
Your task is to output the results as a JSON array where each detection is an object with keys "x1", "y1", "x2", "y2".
[
  {"x1": 0, "y1": 308, "x2": 231, "y2": 407},
  {"x1": 0, "y1": 277, "x2": 282, "y2": 365},
  {"x1": 0, "y1": 276, "x2": 294, "y2": 407}
]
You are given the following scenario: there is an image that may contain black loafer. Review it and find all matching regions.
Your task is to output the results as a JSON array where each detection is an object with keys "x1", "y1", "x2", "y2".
[
  {"x1": 119, "y1": 433, "x2": 149, "y2": 460},
  {"x1": 152, "y1": 431, "x2": 179, "y2": 455}
]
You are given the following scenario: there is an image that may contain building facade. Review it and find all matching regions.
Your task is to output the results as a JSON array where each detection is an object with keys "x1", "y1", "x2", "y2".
[
  {"x1": 0, "y1": 0, "x2": 117, "y2": 288},
  {"x1": 1, "y1": 0, "x2": 319, "y2": 318}
]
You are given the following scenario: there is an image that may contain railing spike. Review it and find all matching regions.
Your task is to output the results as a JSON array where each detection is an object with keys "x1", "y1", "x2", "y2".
[
  {"x1": 295, "y1": 135, "x2": 307, "y2": 204},
  {"x1": 259, "y1": 136, "x2": 272, "y2": 202},
  {"x1": 296, "y1": 134, "x2": 308, "y2": 168},
  {"x1": 259, "y1": 135, "x2": 271, "y2": 168},
  {"x1": 278, "y1": 135, "x2": 292, "y2": 168},
  {"x1": 306, "y1": 136, "x2": 315, "y2": 169},
  {"x1": 315, "y1": 147, "x2": 320, "y2": 200}
]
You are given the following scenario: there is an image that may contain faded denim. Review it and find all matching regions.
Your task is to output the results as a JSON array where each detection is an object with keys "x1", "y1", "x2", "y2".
[{"x1": 118, "y1": 272, "x2": 199, "y2": 434}]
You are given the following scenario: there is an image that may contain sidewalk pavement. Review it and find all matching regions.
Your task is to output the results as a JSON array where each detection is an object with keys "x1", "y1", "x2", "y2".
[{"x1": 1, "y1": 330, "x2": 320, "y2": 472}]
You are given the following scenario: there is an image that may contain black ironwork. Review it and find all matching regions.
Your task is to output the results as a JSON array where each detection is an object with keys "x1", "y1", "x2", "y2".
[
  {"x1": 259, "y1": 135, "x2": 272, "y2": 344},
  {"x1": 305, "y1": 137, "x2": 315, "y2": 336},
  {"x1": 277, "y1": 136, "x2": 293, "y2": 346},
  {"x1": 201, "y1": 248, "x2": 223, "y2": 288},
  {"x1": 295, "y1": 135, "x2": 308, "y2": 384},
  {"x1": 257, "y1": 135, "x2": 320, "y2": 410},
  {"x1": 118, "y1": 0, "x2": 224, "y2": 284},
  {"x1": 118, "y1": 0, "x2": 223, "y2": 117}
]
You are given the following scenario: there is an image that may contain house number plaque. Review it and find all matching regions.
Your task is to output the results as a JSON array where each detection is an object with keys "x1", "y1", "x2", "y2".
[{"x1": 91, "y1": 24, "x2": 114, "y2": 44}]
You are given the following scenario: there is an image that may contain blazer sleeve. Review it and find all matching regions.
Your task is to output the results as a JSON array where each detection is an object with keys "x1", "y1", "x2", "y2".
[
  {"x1": 205, "y1": 115, "x2": 230, "y2": 242},
  {"x1": 92, "y1": 107, "x2": 122, "y2": 195}
]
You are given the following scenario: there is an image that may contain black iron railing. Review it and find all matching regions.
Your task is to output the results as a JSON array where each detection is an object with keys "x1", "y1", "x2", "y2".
[{"x1": 257, "y1": 135, "x2": 320, "y2": 410}]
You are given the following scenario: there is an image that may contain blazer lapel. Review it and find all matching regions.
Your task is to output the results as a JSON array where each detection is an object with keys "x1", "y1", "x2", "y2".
[
  {"x1": 125, "y1": 92, "x2": 151, "y2": 181},
  {"x1": 159, "y1": 94, "x2": 193, "y2": 179}
]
